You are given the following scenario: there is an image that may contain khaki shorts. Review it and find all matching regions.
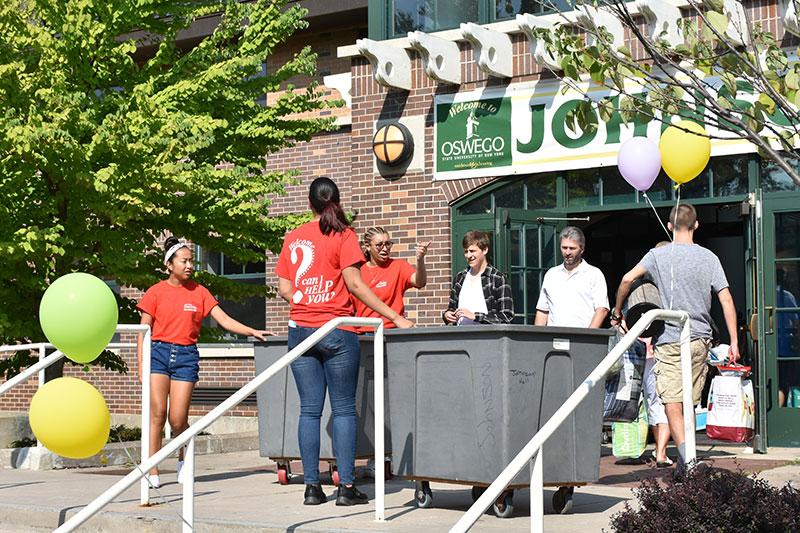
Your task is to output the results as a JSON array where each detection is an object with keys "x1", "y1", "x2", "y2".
[{"x1": 654, "y1": 339, "x2": 711, "y2": 404}]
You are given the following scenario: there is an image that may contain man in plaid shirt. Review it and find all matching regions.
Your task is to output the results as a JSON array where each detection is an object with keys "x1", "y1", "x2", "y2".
[{"x1": 443, "y1": 231, "x2": 514, "y2": 325}]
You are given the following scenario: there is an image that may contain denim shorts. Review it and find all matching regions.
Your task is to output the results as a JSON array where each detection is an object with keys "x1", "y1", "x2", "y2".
[{"x1": 151, "y1": 341, "x2": 200, "y2": 383}]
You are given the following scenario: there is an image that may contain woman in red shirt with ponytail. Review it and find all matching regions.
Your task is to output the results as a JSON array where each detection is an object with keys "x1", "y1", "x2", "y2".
[{"x1": 276, "y1": 177, "x2": 412, "y2": 507}]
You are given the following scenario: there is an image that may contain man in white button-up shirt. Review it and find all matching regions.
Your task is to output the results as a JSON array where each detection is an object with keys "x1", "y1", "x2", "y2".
[{"x1": 534, "y1": 226, "x2": 609, "y2": 328}]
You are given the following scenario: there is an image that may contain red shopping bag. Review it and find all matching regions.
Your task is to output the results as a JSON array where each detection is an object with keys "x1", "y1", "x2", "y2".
[{"x1": 706, "y1": 365, "x2": 755, "y2": 443}]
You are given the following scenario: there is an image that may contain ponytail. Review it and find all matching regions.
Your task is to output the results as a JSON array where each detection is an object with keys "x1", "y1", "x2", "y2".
[
  {"x1": 319, "y1": 202, "x2": 349, "y2": 235},
  {"x1": 309, "y1": 177, "x2": 349, "y2": 235}
]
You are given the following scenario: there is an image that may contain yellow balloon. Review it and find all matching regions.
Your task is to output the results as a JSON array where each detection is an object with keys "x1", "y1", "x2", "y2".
[
  {"x1": 29, "y1": 377, "x2": 110, "y2": 459},
  {"x1": 659, "y1": 120, "x2": 711, "y2": 184}
]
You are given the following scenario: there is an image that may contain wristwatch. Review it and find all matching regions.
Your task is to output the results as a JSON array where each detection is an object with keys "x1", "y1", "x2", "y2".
[{"x1": 609, "y1": 309, "x2": 622, "y2": 322}]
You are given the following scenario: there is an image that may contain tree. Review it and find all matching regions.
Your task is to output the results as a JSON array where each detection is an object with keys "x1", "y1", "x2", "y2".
[
  {"x1": 0, "y1": 0, "x2": 333, "y2": 377},
  {"x1": 527, "y1": 0, "x2": 800, "y2": 186}
]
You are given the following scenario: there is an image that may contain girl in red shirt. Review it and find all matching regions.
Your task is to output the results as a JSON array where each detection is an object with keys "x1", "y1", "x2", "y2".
[
  {"x1": 137, "y1": 236, "x2": 268, "y2": 489},
  {"x1": 276, "y1": 177, "x2": 412, "y2": 506},
  {"x1": 353, "y1": 227, "x2": 430, "y2": 333}
]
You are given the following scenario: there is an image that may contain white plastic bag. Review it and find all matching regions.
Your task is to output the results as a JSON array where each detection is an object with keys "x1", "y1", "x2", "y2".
[{"x1": 706, "y1": 366, "x2": 755, "y2": 443}]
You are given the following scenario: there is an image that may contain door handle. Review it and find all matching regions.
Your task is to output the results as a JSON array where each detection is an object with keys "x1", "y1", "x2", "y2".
[
  {"x1": 764, "y1": 306, "x2": 774, "y2": 335},
  {"x1": 747, "y1": 313, "x2": 758, "y2": 341}
]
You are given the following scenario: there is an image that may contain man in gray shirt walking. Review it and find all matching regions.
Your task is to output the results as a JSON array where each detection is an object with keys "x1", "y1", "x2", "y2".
[{"x1": 611, "y1": 203, "x2": 739, "y2": 471}]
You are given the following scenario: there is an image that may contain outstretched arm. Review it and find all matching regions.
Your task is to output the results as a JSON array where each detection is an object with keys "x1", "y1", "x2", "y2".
[{"x1": 209, "y1": 306, "x2": 271, "y2": 340}]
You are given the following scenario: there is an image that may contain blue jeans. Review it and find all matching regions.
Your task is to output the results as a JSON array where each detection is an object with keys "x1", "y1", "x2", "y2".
[
  {"x1": 289, "y1": 326, "x2": 361, "y2": 485},
  {"x1": 150, "y1": 341, "x2": 200, "y2": 382}
]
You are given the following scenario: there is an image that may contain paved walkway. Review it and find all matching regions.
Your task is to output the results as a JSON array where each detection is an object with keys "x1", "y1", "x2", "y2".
[{"x1": 0, "y1": 443, "x2": 798, "y2": 532}]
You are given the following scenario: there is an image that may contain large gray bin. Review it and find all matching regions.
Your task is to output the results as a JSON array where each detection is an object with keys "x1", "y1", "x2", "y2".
[
  {"x1": 385, "y1": 325, "x2": 613, "y2": 488},
  {"x1": 254, "y1": 336, "x2": 389, "y2": 483}
]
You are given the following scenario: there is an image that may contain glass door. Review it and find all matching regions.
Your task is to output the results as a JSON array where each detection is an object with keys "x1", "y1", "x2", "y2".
[
  {"x1": 494, "y1": 208, "x2": 562, "y2": 324},
  {"x1": 763, "y1": 196, "x2": 800, "y2": 446}
]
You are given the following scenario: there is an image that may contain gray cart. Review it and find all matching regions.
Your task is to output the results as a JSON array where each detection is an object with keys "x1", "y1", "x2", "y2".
[
  {"x1": 384, "y1": 325, "x2": 614, "y2": 517},
  {"x1": 254, "y1": 336, "x2": 390, "y2": 485}
]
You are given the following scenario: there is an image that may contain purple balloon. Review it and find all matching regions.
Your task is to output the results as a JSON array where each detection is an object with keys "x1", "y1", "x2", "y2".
[{"x1": 617, "y1": 137, "x2": 662, "y2": 192}]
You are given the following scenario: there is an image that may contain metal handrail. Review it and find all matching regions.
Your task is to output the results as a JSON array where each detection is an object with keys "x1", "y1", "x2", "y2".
[
  {"x1": 450, "y1": 309, "x2": 694, "y2": 533},
  {"x1": 1, "y1": 326, "x2": 152, "y2": 454},
  {"x1": 55, "y1": 316, "x2": 385, "y2": 533}
]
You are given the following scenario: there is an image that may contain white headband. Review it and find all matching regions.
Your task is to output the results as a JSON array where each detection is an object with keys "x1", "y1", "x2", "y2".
[{"x1": 164, "y1": 242, "x2": 188, "y2": 264}]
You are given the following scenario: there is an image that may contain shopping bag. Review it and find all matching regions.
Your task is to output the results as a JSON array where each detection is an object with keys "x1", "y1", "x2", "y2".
[
  {"x1": 706, "y1": 366, "x2": 755, "y2": 443},
  {"x1": 612, "y1": 400, "x2": 648, "y2": 459},
  {"x1": 604, "y1": 336, "x2": 646, "y2": 422}
]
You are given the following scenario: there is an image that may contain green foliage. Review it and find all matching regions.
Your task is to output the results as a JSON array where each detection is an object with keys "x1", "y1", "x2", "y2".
[
  {"x1": 10, "y1": 437, "x2": 37, "y2": 448},
  {"x1": 108, "y1": 424, "x2": 141, "y2": 443},
  {"x1": 537, "y1": 0, "x2": 800, "y2": 184},
  {"x1": 0, "y1": 0, "x2": 333, "y2": 373}
]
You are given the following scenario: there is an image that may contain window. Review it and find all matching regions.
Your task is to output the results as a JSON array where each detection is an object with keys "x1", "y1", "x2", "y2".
[
  {"x1": 382, "y1": 0, "x2": 574, "y2": 39},
  {"x1": 761, "y1": 157, "x2": 800, "y2": 193},
  {"x1": 493, "y1": 0, "x2": 573, "y2": 19},
  {"x1": 197, "y1": 247, "x2": 266, "y2": 339},
  {"x1": 392, "y1": 0, "x2": 478, "y2": 36},
  {"x1": 456, "y1": 174, "x2": 556, "y2": 216}
]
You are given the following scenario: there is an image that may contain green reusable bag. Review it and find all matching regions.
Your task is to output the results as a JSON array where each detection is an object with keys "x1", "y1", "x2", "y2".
[{"x1": 612, "y1": 400, "x2": 649, "y2": 459}]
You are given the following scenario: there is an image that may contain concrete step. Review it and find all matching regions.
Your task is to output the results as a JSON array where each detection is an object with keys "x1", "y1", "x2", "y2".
[{"x1": 0, "y1": 432, "x2": 259, "y2": 470}]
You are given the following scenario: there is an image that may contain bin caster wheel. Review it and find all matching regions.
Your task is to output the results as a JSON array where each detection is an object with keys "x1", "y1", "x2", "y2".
[
  {"x1": 329, "y1": 464, "x2": 340, "y2": 486},
  {"x1": 277, "y1": 463, "x2": 292, "y2": 485},
  {"x1": 552, "y1": 486, "x2": 574, "y2": 514},
  {"x1": 492, "y1": 490, "x2": 514, "y2": 518},
  {"x1": 470, "y1": 485, "x2": 486, "y2": 502},
  {"x1": 415, "y1": 481, "x2": 433, "y2": 508}
]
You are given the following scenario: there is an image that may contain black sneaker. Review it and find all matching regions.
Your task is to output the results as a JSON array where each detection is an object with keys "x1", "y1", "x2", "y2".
[
  {"x1": 303, "y1": 483, "x2": 326, "y2": 505},
  {"x1": 335, "y1": 484, "x2": 369, "y2": 506}
]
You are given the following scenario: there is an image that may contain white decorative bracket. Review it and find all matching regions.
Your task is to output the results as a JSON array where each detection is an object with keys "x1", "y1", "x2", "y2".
[
  {"x1": 322, "y1": 72, "x2": 352, "y2": 110},
  {"x1": 703, "y1": 0, "x2": 750, "y2": 45},
  {"x1": 460, "y1": 22, "x2": 513, "y2": 78},
  {"x1": 782, "y1": 0, "x2": 800, "y2": 37},
  {"x1": 637, "y1": 0, "x2": 684, "y2": 48},
  {"x1": 576, "y1": 5, "x2": 626, "y2": 56},
  {"x1": 517, "y1": 13, "x2": 562, "y2": 71},
  {"x1": 408, "y1": 31, "x2": 462, "y2": 85},
  {"x1": 356, "y1": 38, "x2": 412, "y2": 91}
]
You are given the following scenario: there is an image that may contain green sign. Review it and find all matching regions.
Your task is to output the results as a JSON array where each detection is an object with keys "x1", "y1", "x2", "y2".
[
  {"x1": 434, "y1": 80, "x2": 774, "y2": 181},
  {"x1": 435, "y1": 98, "x2": 512, "y2": 173}
]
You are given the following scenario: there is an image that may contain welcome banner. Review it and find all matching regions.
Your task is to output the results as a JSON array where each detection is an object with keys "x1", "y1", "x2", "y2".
[{"x1": 433, "y1": 78, "x2": 775, "y2": 181}]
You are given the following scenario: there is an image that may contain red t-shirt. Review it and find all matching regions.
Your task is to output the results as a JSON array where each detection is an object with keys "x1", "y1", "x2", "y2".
[
  {"x1": 352, "y1": 259, "x2": 415, "y2": 333},
  {"x1": 137, "y1": 280, "x2": 218, "y2": 345},
  {"x1": 275, "y1": 221, "x2": 364, "y2": 328}
]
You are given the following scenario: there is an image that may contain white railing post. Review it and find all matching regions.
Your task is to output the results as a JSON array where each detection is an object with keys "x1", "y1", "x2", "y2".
[
  {"x1": 374, "y1": 322, "x2": 385, "y2": 523},
  {"x1": 140, "y1": 326, "x2": 152, "y2": 506},
  {"x1": 530, "y1": 450, "x2": 543, "y2": 533},
  {"x1": 680, "y1": 315, "x2": 696, "y2": 465},
  {"x1": 37, "y1": 344, "x2": 46, "y2": 448},
  {"x1": 182, "y1": 437, "x2": 195, "y2": 532}
]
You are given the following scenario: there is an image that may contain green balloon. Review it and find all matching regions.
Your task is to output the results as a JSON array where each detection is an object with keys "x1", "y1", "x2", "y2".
[{"x1": 39, "y1": 273, "x2": 119, "y2": 364}]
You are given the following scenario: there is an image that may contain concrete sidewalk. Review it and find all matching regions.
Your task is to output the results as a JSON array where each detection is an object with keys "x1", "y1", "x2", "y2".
[{"x1": 0, "y1": 444, "x2": 797, "y2": 532}]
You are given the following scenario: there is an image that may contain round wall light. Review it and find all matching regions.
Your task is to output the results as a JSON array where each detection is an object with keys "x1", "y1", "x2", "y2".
[{"x1": 372, "y1": 122, "x2": 413, "y2": 167}]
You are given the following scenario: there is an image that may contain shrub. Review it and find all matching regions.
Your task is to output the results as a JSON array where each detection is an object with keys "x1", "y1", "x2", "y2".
[
  {"x1": 108, "y1": 425, "x2": 141, "y2": 443},
  {"x1": 10, "y1": 437, "x2": 36, "y2": 448},
  {"x1": 609, "y1": 466, "x2": 800, "y2": 532}
]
